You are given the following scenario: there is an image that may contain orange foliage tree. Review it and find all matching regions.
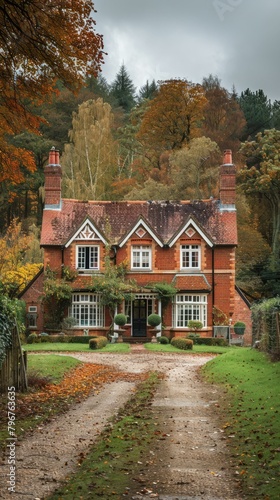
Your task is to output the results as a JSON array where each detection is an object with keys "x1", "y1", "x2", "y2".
[
  {"x1": 0, "y1": 1, "x2": 104, "y2": 185},
  {"x1": 137, "y1": 79, "x2": 207, "y2": 166}
]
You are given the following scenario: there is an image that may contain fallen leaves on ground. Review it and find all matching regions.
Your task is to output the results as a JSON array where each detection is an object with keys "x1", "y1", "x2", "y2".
[{"x1": 0, "y1": 363, "x2": 145, "y2": 435}]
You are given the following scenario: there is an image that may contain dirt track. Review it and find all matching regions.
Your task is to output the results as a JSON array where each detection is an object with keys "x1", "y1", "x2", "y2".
[{"x1": 0, "y1": 347, "x2": 244, "y2": 499}]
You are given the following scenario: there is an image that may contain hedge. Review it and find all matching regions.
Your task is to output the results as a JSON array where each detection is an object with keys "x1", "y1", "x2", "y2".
[
  {"x1": 89, "y1": 336, "x2": 108, "y2": 349},
  {"x1": 171, "y1": 337, "x2": 193, "y2": 350}
]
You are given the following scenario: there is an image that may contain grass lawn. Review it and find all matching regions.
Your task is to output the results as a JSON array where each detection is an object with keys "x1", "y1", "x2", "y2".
[
  {"x1": 24, "y1": 342, "x2": 130, "y2": 353},
  {"x1": 145, "y1": 342, "x2": 232, "y2": 354},
  {"x1": 27, "y1": 354, "x2": 81, "y2": 383},
  {"x1": 202, "y1": 348, "x2": 280, "y2": 499}
]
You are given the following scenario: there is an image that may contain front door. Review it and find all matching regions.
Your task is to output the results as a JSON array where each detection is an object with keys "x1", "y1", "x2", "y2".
[{"x1": 132, "y1": 299, "x2": 147, "y2": 337}]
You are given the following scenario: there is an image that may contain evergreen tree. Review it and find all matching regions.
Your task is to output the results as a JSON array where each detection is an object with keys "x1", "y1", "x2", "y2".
[
  {"x1": 110, "y1": 64, "x2": 136, "y2": 113},
  {"x1": 138, "y1": 80, "x2": 158, "y2": 102},
  {"x1": 239, "y1": 89, "x2": 272, "y2": 140}
]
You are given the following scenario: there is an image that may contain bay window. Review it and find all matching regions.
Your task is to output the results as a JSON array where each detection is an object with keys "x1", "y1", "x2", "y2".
[
  {"x1": 71, "y1": 294, "x2": 104, "y2": 327},
  {"x1": 173, "y1": 294, "x2": 207, "y2": 328}
]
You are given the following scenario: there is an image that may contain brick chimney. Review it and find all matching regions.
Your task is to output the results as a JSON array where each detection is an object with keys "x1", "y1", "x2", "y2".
[
  {"x1": 44, "y1": 147, "x2": 62, "y2": 208},
  {"x1": 219, "y1": 149, "x2": 236, "y2": 208}
]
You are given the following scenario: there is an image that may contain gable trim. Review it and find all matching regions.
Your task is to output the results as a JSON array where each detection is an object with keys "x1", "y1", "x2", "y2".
[
  {"x1": 119, "y1": 217, "x2": 164, "y2": 248},
  {"x1": 168, "y1": 217, "x2": 214, "y2": 248},
  {"x1": 65, "y1": 218, "x2": 108, "y2": 248}
]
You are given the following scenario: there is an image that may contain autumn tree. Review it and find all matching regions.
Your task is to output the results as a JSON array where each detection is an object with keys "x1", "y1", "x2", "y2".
[
  {"x1": 170, "y1": 137, "x2": 220, "y2": 199},
  {"x1": 137, "y1": 79, "x2": 207, "y2": 166},
  {"x1": 239, "y1": 129, "x2": 280, "y2": 293},
  {"x1": 61, "y1": 98, "x2": 118, "y2": 200},
  {"x1": 0, "y1": 220, "x2": 42, "y2": 297},
  {"x1": 201, "y1": 75, "x2": 246, "y2": 157},
  {"x1": 0, "y1": 1, "x2": 104, "y2": 188}
]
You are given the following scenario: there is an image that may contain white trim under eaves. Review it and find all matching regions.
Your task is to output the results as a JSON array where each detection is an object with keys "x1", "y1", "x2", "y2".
[
  {"x1": 65, "y1": 218, "x2": 107, "y2": 248},
  {"x1": 119, "y1": 218, "x2": 163, "y2": 248},
  {"x1": 168, "y1": 218, "x2": 213, "y2": 248}
]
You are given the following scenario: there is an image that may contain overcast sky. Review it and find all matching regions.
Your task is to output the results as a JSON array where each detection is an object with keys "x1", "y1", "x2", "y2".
[{"x1": 93, "y1": 0, "x2": 280, "y2": 101}]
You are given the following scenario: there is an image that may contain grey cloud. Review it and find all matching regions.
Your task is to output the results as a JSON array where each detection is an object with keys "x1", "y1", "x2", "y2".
[{"x1": 94, "y1": 0, "x2": 280, "y2": 100}]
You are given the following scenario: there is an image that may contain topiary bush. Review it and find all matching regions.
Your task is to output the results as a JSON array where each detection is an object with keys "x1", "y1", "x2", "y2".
[
  {"x1": 114, "y1": 313, "x2": 127, "y2": 326},
  {"x1": 147, "y1": 313, "x2": 161, "y2": 328},
  {"x1": 171, "y1": 337, "x2": 193, "y2": 350},
  {"x1": 157, "y1": 336, "x2": 169, "y2": 344},
  {"x1": 27, "y1": 333, "x2": 41, "y2": 344},
  {"x1": 188, "y1": 320, "x2": 203, "y2": 330},
  {"x1": 89, "y1": 336, "x2": 108, "y2": 350}
]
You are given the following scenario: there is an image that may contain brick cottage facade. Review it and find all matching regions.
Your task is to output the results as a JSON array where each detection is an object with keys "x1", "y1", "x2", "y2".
[{"x1": 20, "y1": 148, "x2": 252, "y2": 344}]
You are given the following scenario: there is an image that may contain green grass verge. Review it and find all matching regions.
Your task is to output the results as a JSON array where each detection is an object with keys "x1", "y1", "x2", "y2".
[
  {"x1": 201, "y1": 348, "x2": 280, "y2": 499},
  {"x1": 47, "y1": 372, "x2": 161, "y2": 499},
  {"x1": 145, "y1": 342, "x2": 233, "y2": 354},
  {"x1": 28, "y1": 354, "x2": 81, "y2": 383},
  {"x1": 24, "y1": 342, "x2": 130, "y2": 352}
]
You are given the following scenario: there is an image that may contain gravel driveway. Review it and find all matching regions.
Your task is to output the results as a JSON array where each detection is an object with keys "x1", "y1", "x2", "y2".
[{"x1": 0, "y1": 347, "x2": 244, "y2": 499}]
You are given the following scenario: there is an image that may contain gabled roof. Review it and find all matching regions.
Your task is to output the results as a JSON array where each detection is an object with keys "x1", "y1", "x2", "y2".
[
  {"x1": 119, "y1": 216, "x2": 164, "y2": 248},
  {"x1": 65, "y1": 217, "x2": 108, "y2": 248},
  {"x1": 41, "y1": 199, "x2": 237, "y2": 247},
  {"x1": 168, "y1": 215, "x2": 214, "y2": 247}
]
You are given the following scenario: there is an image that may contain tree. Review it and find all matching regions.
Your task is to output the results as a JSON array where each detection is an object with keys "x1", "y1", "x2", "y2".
[
  {"x1": 239, "y1": 129, "x2": 280, "y2": 277},
  {"x1": 110, "y1": 64, "x2": 136, "y2": 113},
  {"x1": 138, "y1": 80, "x2": 158, "y2": 102},
  {"x1": 239, "y1": 89, "x2": 272, "y2": 140},
  {"x1": 61, "y1": 98, "x2": 118, "y2": 200},
  {"x1": 0, "y1": 1, "x2": 104, "y2": 185},
  {"x1": 137, "y1": 79, "x2": 207, "y2": 166},
  {"x1": 170, "y1": 137, "x2": 220, "y2": 199},
  {"x1": 202, "y1": 75, "x2": 246, "y2": 156},
  {"x1": 0, "y1": 219, "x2": 42, "y2": 297}
]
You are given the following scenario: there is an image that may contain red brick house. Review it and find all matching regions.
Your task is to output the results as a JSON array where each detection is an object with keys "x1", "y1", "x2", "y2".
[{"x1": 21, "y1": 148, "x2": 252, "y2": 343}]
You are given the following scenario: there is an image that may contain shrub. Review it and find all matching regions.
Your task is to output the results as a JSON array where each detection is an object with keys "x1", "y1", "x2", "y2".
[
  {"x1": 147, "y1": 314, "x2": 161, "y2": 328},
  {"x1": 233, "y1": 321, "x2": 246, "y2": 335},
  {"x1": 171, "y1": 337, "x2": 193, "y2": 350},
  {"x1": 195, "y1": 337, "x2": 228, "y2": 346},
  {"x1": 39, "y1": 333, "x2": 50, "y2": 343},
  {"x1": 68, "y1": 335, "x2": 97, "y2": 344},
  {"x1": 188, "y1": 320, "x2": 203, "y2": 330},
  {"x1": 48, "y1": 334, "x2": 70, "y2": 343},
  {"x1": 187, "y1": 333, "x2": 200, "y2": 344},
  {"x1": 114, "y1": 313, "x2": 127, "y2": 326},
  {"x1": 27, "y1": 333, "x2": 41, "y2": 344},
  {"x1": 157, "y1": 336, "x2": 169, "y2": 344},
  {"x1": 89, "y1": 336, "x2": 108, "y2": 350}
]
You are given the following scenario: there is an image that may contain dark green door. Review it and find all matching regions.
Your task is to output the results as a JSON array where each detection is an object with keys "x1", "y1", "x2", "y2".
[{"x1": 132, "y1": 299, "x2": 147, "y2": 337}]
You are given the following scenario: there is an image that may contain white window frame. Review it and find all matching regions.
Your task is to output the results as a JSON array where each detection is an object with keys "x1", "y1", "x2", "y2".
[
  {"x1": 173, "y1": 294, "x2": 207, "y2": 328},
  {"x1": 76, "y1": 245, "x2": 100, "y2": 271},
  {"x1": 180, "y1": 245, "x2": 201, "y2": 270},
  {"x1": 131, "y1": 245, "x2": 152, "y2": 270},
  {"x1": 70, "y1": 293, "x2": 104, "y2": 327}
]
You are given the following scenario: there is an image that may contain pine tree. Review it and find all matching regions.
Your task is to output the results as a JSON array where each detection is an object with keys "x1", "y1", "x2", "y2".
[{"x1": 110, "y1": 64, "x2": 136, "y2": 112}]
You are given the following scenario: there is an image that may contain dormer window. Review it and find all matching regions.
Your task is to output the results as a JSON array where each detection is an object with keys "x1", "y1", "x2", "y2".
[
  {"x1": 77, "y1": 245, "x2": 99, "y2": 271},
  {"x1": 180, "y1": 245, "x2": 200, "y2": 270},
  {"x1": 131, "y1": 245, "x2": 151, "y2": 270}
]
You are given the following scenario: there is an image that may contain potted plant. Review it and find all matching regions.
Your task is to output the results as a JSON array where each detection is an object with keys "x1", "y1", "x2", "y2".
[
  {"x1": 233, "y1": 321, "x2": 246, "y2": 335},
  {"x1": 113, "y1": 313, "x2": 127, "y2": 342}
]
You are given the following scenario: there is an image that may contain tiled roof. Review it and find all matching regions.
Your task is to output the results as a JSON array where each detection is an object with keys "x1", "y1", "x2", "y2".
[
  {"x1": 173, "y1": 274, "x2": 212, "y2": 291},
  {"x1": 41, "y1": 199, "x2": 237, "y2": 247}
]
